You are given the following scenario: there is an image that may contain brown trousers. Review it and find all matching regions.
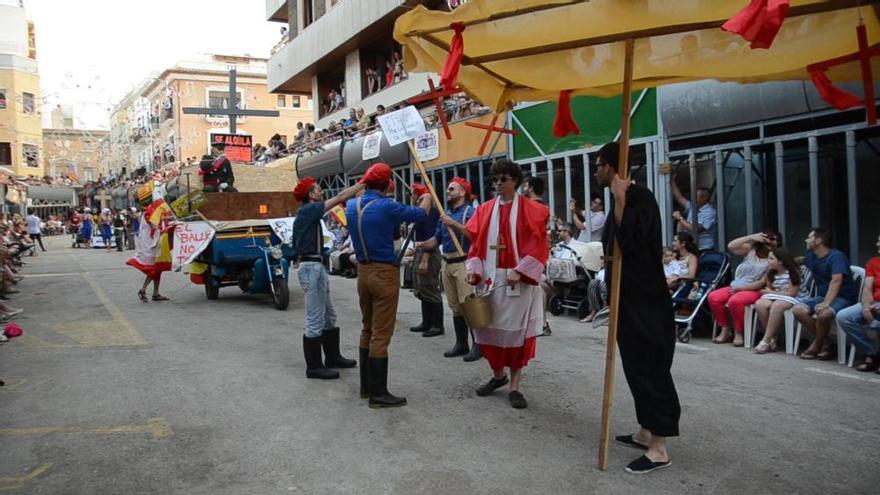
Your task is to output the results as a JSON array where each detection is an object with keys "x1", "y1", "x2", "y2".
[{"x1": 357, "y1": 263, "x2": 400, "y2": 358}]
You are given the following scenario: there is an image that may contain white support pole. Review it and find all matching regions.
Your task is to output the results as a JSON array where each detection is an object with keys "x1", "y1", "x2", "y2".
[
  {"x1": 846, "y1": 131, "x2": 859, "y2": 263},
  {"x1": 744, "y1": 145, "x2": 755, "y2": 234},
  {"x1": 546, "y1": 158, "x2": 556, "y2": 217},
  {"x1": 775, "y1": 142, "x2": 786, "y2": 239},
  {"x1": 564, "y1": 156, "x2": 572, "y2": 223},
  {"x1": 714, "y1": 150, "x2": 727, "y2": 249},
  {"x1": 808, "y1": 136, "x2": 820, "y2": 228}
]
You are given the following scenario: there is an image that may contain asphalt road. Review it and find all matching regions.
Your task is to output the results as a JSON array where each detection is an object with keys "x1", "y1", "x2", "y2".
[{"x1": 0, "y1": 235, "x2": 878, "y2": 494}]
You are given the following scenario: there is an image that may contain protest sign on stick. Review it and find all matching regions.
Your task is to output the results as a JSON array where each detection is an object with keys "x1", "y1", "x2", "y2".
[{"x1": 172, "y1": 221, "x2": 215, "y2": 271}]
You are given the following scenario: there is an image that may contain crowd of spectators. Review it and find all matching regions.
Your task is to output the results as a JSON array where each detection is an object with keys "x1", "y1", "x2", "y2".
[{"x1": 0, "y1": 212, "x2": 40, "y2": 337}]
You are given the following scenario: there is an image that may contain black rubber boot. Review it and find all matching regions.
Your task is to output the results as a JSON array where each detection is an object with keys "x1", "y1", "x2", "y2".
[
  {"x1": 462, "y1": 329, "x2": 483, "y2": 362},
  {"x1": 444, "y1": 315, "x2": 470, "y2": 357},
  {"x1": 303, "y1": 335, "x2": 339, "y2": 379},
  {"x1": 321, "y1": 327, "x2": 357, "y2": 368},
  {"x1": 422, "y1": 302, "x2": 445, "y2": 338},
  {"x1": 359, "y1": 347, "x2": 369, "y2": 399},
  {"x1": 368, "y1": 357, "x2": 407, "y2": 408},
  {"x1": 410, "y1": 300, "x2": 430, "y2": 332}
]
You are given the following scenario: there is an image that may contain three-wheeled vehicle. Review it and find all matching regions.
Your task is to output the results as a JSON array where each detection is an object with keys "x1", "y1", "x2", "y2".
[{"x1": 197, "y1": 220, "x2": 294, "y2": 310}]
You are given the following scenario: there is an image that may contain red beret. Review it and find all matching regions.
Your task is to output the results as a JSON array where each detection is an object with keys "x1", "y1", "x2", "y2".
[
  {"x1": 360, "y1": 163, "x2": 392, "y2": 187},
  {"x1": 293, "y1": 176, "x2": 316, "y2": 202},
  {"x1": 450, "y1": 177, "x2": 472, "y2": 196},
  {"x1": 387, "y1": 181, "x2": 396, "y2": 192},
  {"x1": 411, "y1": 183, "x2": 429, "y2": 197}
]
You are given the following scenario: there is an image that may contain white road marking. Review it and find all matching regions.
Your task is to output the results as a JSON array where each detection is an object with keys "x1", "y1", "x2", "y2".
[
  {"x1": 805, "y1": 367, "x2": 880, "y2": 384},
  {"x1": 675, "y1": 342, "x2": 708, "y2": 352}
]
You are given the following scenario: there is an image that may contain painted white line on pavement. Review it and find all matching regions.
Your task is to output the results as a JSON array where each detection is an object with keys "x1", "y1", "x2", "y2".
[
  {"x1": 675, "y1": 342, "x2": 708, "y2": 352},
  {"x1": 805, "y1": 367, "x2": 880, "y2": 384},
  {"x1": 22, "y1": 272, "x2": 81, "y2": 278}
]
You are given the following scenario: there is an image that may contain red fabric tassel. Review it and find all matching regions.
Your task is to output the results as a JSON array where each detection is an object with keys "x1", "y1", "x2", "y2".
[
  {"x1": 552, "y1": 90, "x2": 580, "y2": 138},
  {"x1": 440, "y1": 22, "x2": 466, "y2": 89},
  {"x1": 722, "y1": 0, "x2": 790, "y2": 49},
  {"x1": 809, "y1": 69, "x2": 863, "y2": 110}
]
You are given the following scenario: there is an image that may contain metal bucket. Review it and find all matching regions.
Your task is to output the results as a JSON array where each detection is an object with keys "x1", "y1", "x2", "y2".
[{"x1": 460, "y1": 285, "x2": 501, "y2": 329}]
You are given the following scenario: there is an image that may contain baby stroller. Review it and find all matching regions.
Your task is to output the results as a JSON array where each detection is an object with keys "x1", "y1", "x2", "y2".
[
  {"x1": 671, "y1": 251, "x2": 729, "y2": 343},
  {"x1": 547, "y1": 241, "x2": 603, "y2": 320}
]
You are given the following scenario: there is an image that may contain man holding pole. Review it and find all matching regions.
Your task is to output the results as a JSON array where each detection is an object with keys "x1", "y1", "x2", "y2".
[
  {"x1": 465, "y1": 159, "x2": 549, "y2": 409},
  {"x1": 594, "y1": 142, "x2": 680, "y2": 474},
  {"x1": 416, "y1": 177, "x2": 479, "y2": 360},
  {"x1": 348, "y1": 163, "x2": 432, "y2": 408},
  {"x1": 408, "y1": 183, "x2": 445, "y2": 338}
]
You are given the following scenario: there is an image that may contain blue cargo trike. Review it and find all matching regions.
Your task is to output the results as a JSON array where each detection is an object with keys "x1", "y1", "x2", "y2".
[{"x1": 197, "y1": 220, "x2": 294, "y2": 310}]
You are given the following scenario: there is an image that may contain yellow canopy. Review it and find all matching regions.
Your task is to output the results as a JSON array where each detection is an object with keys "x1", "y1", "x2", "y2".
[{"x1": 394, "y1": 0, "x2": 880, "y2": 112}]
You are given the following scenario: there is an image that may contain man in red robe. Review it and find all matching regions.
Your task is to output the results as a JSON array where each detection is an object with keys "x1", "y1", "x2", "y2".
[{"x1": 466, "y1": 159, "x2": 549, "y2": 409}]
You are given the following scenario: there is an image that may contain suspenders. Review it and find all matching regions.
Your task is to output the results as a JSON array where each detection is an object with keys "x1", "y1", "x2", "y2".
[{"x1": 355, "y1": 196, "x2": 377, "y2": 263}]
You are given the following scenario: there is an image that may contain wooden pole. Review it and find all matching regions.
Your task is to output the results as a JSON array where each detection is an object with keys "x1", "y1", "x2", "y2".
[
  {"x1": 598, "y1": 37, "x2": 635, "y2": 472},
  {"x1": 407, "y1": 140, "x2": 465, "y2": 256}
]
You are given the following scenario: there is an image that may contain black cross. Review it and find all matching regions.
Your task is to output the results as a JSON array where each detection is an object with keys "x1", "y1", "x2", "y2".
[{"x1": 182, "y1": 68, "x2": 279, "y2": 134}]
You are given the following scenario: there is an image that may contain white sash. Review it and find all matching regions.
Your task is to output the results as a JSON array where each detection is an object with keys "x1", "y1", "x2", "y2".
[{"x1": 483, "y1": 193, "x2": 520, "y2": 286}]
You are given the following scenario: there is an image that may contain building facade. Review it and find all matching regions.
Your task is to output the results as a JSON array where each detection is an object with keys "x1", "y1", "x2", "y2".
[
  {"x1": 42, "y1": 128, "x2": 110, "y2": 183},
  {"x1": 0, "y1": 0, "x2": 43, "y2": 177}
]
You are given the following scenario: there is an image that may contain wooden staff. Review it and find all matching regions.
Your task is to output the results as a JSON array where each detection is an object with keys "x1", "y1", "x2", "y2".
[
  {"x1": 406, "y1": 140, "x2": 465, "y2": 256},
  {"x1": 598, "y1": 37, "x2": 635, "y2": 472}
]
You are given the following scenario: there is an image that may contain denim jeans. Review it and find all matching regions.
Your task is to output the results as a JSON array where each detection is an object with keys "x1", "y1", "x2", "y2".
[
  {"x1": 297, "y1": 261, "x2": 337, "y2": 338},
  {"x1": 837, "y1": 304, "x2": 880, "y2": 356}
]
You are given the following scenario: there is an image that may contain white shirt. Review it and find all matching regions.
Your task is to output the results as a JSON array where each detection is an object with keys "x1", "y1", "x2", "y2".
[
  {"x1": 684, "y1": 200, "x2": 718, "y2": 251},
  {"x1": 589, "y1": 210, "x2": 606, "y2": 241},
  {"x1": 26, "y1": 214, "x2": 41, "y2": 235}
]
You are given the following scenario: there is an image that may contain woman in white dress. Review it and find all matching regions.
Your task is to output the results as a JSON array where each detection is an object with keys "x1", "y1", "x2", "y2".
[{"x1": 754, "y1": 247, "x2": 803, "y2": 353}]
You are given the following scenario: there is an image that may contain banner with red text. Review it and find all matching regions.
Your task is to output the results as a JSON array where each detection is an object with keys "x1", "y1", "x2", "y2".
[{"x1": 172, "y1": 221, "x2": 215, "y2": 271}]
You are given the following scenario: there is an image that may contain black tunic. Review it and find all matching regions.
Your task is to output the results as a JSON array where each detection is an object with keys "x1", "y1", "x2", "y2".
[{"x1": 603, "y1": 183, "x2": 680, "y2": 437}]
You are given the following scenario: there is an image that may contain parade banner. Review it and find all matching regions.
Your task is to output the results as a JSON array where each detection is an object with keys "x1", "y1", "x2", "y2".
[
  {"x1": 172, "y1": 221, "x2": 214, "y2": 271},
  {"x1": 377, "y1": 106, "x2": 426, "y2": 146},
  {"x1": 268, "y1": 217, "x2": 295, "y2": 244},
  {"x1": 170, "y1": 190, "x2": 208, "y2": 218},
  {"x1": 211, "y1": 133, "x2": 253, "y2": 162},
  {"x1": 362, "y1": 131, "x2": 383, "y2": 160},
  {"x1": 415, "y1": 129, "x2": 439, "y2": 162}
]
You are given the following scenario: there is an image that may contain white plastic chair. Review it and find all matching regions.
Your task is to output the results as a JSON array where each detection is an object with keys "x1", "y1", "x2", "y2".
[
  {"x1": 744, "y1": 304, "x2": 758, "y2": 348},
  {"x1": 786, "y1": 266, "x2": 816, "y2": 355},
  {"x1": 835, "y1": 266, "x2": 866, "y2": 366}
]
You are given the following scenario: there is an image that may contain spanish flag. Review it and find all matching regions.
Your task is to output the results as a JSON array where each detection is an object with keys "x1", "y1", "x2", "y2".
[
  {"x1": 329, "y1": 204, "x2": 347, "y2": 227},
  {"x1": 145, "y1": 198, "x2": 173, "y2": 226}
]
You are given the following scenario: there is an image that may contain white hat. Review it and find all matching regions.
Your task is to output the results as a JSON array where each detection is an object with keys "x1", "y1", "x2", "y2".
[{"x1": 84, "y1": 207, "x2": 91, "y2": 213}]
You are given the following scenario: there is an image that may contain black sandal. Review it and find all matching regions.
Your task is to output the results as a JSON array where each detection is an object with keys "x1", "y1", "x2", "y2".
[
  {"x1": 625, "y1": 455, "x2": 671, "y2": 474},
  {"x1": 137, "y1": 290, "x2": 148, "y2": 303},
  {"x1": 508, "y1": 391, "x2": 528, "y2": 409},
  {"x1": 152, "y1": 294, "x2": 169, "y2": 301},
  {"x1": 615, "y1": 434, "x2": 649, "y2": 451},
  {"x1": 475, "y1": 375, "x2": 508, "y2": 396},
  {"x1": 855, "y1": 359, "x2": 880, "y2": 372}
]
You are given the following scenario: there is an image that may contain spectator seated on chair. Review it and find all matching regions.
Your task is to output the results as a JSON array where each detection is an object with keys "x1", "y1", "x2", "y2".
[
  {"x1": 754, "y1": 247, "x2": 802, "y2": 354},
  {"x1": 836, "y1": 233, "x2": 880, "y2": 371},
  {"x1": 668, "y1": 232, "x2": 698, "y2": 294},
  {"x1": 663, "y1": 245, "x2": 683, "y2": 288},
  {"x1": 709, "y1": 230, "x2": 779, "y2": 347},
  {"x1": 792, "y1": 227, "x2": 860, "y2": 361}
]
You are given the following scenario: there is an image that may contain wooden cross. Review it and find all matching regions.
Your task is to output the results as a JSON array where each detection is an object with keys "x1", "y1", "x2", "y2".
[
  {"x1": 807, "y1": 24, "x2": 880, "y2": 125},
  {"x1": 490, "y1": 243, "x2": 506, "y2": 250},
  {"x1": 182, "y1": 69, "x2": 280, "y2": 134},
  {"x1": 465, "y1": 114, "x2": 518, "y2": 155},
  {"x1": 406, "y1": 77, "x2": 461, "y2": 140}
]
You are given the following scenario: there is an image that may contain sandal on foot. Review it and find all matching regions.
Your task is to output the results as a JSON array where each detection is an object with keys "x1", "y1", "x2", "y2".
[
  {"x1": 816, "y1": 349, "x2": 835, "y2": 361},
  {"x1": 754, "y1": 341, "x2": 776, "y2": 354},
  {"x1": 615, "y1": 434, "x2": 649, "y2": 451},
  {"x1": 476, "y1": 375, "x2": 508, "y2": 396},
  {"x1": 625, "y1": 455, "x2": 671, "y2": 474},
  {"x1": 713, "y1": 333, "x2": 734, "y2": 344},
  {"x1": 137, "y1": 290, "x2": 149, "y2": 303},
  {"x1": 151, "y1": 294, "x2": 169, "y2": 301},
  {"x1": 855, "y1": 360, "x2": 880, "y2": 372},
  {"x1": 799, "y1": 351, "x2": 818, "y2": 360},
  {"x1": 508, "y1": 391, "x2": 528, "y2": 409}
]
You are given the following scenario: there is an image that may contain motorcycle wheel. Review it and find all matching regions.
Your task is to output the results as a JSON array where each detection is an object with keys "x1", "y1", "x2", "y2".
[
  {"x1": 205, "y1": 272, "x2": 219, "y2": 300},
  {"x1": 272, "y1": 277, "x2": 289, "y2": 310}
]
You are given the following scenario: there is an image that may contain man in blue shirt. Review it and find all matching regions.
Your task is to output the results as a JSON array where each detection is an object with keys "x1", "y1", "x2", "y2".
[
  {"x1": 408, "y1": 183, "x2": 444, "y2": 338},
  {"x1": 291, "y1": 177, "x2": 365, "y2": 380},
  {"x1": 671, "y1": 180, "x2": 717, "y2": 252},
  {"x1": 793, "y1": 227, "x2": 859, "y2": 360},
  {"x1": 347, "y1": 163, "x2": 431, "y2": 408},
  {"x1": 417, "y1": 177, "x2": 478, "y2": 360}
]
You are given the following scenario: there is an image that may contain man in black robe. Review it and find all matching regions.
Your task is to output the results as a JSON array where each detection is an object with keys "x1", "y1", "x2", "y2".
[{"x1": 594, "y1": 142, "x2": 680, "y2": 474}]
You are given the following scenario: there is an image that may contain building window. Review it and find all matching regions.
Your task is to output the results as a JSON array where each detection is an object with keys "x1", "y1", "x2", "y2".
[
  {"x1": 0, "y1": 89, "x2": 6, "y2": 110},
  {"x1": 291, "y1": 95, "x2": 301, "y2": 108},
  {"x1": 84, "y1": 168, "x2": 94, "y2": 182},
  {"x1": 207, "y1": 90, "x2": 242, "y2": 117},
  {"x1": 277, "y1": 95, "x2": 286, "y2": 108},
  {"x1": 0, "y1": 143, "x2": 11, "y2": 165},
  {"x1": 22, "y1": 92, "x2": 35, "y2": 114},
  {"x1": 22, "y1": 144, "x2": 39, "y2": 167},
  {"x1": 63, "y1": 117, "x2": 73, "y2": 127}
]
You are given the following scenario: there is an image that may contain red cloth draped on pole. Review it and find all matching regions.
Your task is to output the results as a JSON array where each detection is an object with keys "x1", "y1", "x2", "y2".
[
  {"x1": 721, "y1": 0, "x2": 790, "y2": 49},
  {"x1": 809, "y1": 69, "x2": 863, "y2": 110},
  {"x1": 552, "y1": 90, "x2": 580, "y2": 137},
  {"x1": 439, "y1": 22, "x2": 466, "y2": 89}
]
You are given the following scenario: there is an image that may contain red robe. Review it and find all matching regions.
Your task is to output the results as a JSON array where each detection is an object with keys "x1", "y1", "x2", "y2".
[{"x1": 465, "y1": 195, "x2": 549, "y2": 370}]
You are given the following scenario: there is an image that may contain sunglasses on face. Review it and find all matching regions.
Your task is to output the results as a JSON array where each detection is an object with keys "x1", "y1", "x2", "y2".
[{"x1": 493, "y1": 176, "x2": 512, "y2": 184}]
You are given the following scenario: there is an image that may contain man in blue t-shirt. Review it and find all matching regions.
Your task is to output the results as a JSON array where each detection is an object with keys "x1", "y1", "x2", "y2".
[
  {"x1": 793, "y1": 227, "x2": 858, "y2": 360},
  {"x1": 291, "y1": 176, "x2": 365, "y2": 380},
  {"x1": 407, "y1": 183, "x2": 444, "y2": 338}
]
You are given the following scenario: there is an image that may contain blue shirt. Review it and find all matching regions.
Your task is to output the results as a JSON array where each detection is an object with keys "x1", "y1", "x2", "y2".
[
  {"x1": 291, "y1": 201, "x2": 324, "y2": 257},
  {"x1": 433, "y1": 203, "x2": 474, "y2": 255},
  {"x1": 347, "y1": 190, "x2": 426, "y2": 264},
  {"x1": 415, "y1": 209, "x2": 440, "y2": 243},
  {"x1": 804, "y1": 249, "x2": 858, "y2": 301},
  {"x1": 684, "y1": 201, "x2": 718, "y2": 251}
]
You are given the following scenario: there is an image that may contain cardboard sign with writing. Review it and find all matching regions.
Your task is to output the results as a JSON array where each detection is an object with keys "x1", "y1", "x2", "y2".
[
  {"x1": 170, "y1": 190, "x2": 208, "y2": 218},
  {"x1": 362, "y1": 131, "x2": 383, "y2": 160},
  {"x1": 211, "y1": 133, "x2": 254, "y2": 162},
  {"x1": 377, "y1": 106, "x2": 426, "y2": 146},
  {"x1": 172, "y1": 221, "x2": 215, "y2": 271},
  {"x1": 268, "y1": 217, "x2": 296, "y2": 244},
  {"x1": 415, "y1": 129, "x2": 439, "y2": 162}
]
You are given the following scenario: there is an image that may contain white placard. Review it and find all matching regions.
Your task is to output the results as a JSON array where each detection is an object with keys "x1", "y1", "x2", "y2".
[
  {"x1": 362, "y1": 131, "x2": 383, "y2": 160},
  {"x1": 268, "y1": 217, "x2": 296, "y2": 244},
  {"x1": 415, "y1": 129, "x2": 439, "y2": 162},
  {"x1": 377, "y1": 106, "x2": 427, "y2": 146},
  {"x1": 172, "y1": 221, "x2": 215, "y2": 271}
]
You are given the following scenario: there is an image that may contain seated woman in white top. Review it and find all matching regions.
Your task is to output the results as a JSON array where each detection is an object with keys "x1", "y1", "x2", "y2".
[
  {"x1": 668, "y1": 232, "x2": 698, "y2": 292},
  {"x1": 753, "y1": 247, "x2": 802, "y2": 353}
]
